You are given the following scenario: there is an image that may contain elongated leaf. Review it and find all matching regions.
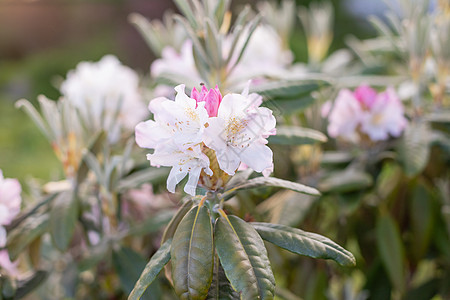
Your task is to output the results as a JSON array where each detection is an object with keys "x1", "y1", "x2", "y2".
[
  {"x1": 250, "y1": 81, "x2": 322, "y2": 100},
  {"x1": 15, "y1": 99, "x2": 53, "y2": 141},
  {"x1": 76, "y1": 131, "x2": 106, "y2": 186},
  {"x1": 410, "y1": 184, "x2": 434, "y2": 259},
  {"x1": 224, "y1": 177, "x2": 320, "y2": 199},
  {"x1": 114, "y1": 247, "x2": 161, "y2": 300},
  {"x1": 215, "y1": 214, "x2": 275, "y2": 299},
  {"x1": 50, "y1": 191, "x2": 79, "y2": 251},
  {"x1": 207, "y1": 254, "x2": 240, "y2": 300},
  {"x1": 161, "y1": 200, "x2": 194, "y2": 284},
  {"x1": 171, "y1": 205, "x2": 214, "y2": 299},
  {"x1": 118, "y1": 167, "x2": 169, "y2": 191},
  {"x1": 318, "y1": 169, "x2": 373, "y2": 193},
  {"x1": 397, "y1": 121, "x2": 430, "y2": 177},
  {"x1": 376, "y1": 214, "x2": 405, "y2": 292},
  {"x1": 128, "y1": 239, "x2": 172, "y2": 300},
  {"x1": 251, "y1": 223, "x2": 355, "y2": 267},
  {"x1": 7, "y1": 214, "x2": 49, "y2": 260},
  {"x1": 15, "y1": 270, "x2": 48, "y2": 299},
  {"x1": 264, "y1": 95, "x2": 315, "y2": 115},
  {"x1": 161, "y1": 200, "x2": 194, "y2": 245},
  {"x1": 268, "y1": 126, "x2": 327, "y2": 145}
]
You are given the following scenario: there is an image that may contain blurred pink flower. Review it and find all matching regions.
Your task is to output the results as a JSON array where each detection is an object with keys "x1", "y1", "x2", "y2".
[{"x1": 325, "y1": 86, "x2": 407, "y2": 142}]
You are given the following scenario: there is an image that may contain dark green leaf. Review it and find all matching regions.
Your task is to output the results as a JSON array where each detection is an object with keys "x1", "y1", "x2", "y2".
[
  {"x1": 263, "y1": 96, "x2": 315, "y2": 115},
  {"x1": 15, "y1": 270, "x2": 48, "y2": 299},
  {"x1": 215, "y1": 214, "x2": 275, "y2": 299},
  {"x1": 171, "y1": 205, "x2": 214, "y2": 299},
  {"x1": 268, "y1": 126, "x2": 327, "y2": 145},
  {"x1": 251, "y1": 222, "x2": 355, "y2": 266},
  {"x1": 206, "y1": 254, "x2": 240, "y2": 300},
  {"x1": 376, "y1": 214, "x2": 405, "y2": 292},
  {"x1": 410, "y1": 183, "x2": 434, "y2": 259},
  {"x1": 50, "y1": 191, "x2": 79, "y2": 251},
  {"x1": 128, "y1": 239, "x2": 172, "y2": 300},
  {"x1": 161, "y1": 200, "x2": 194, "y2": 245}
]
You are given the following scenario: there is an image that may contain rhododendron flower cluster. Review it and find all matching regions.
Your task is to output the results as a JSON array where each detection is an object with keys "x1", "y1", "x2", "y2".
[
  {"x1": 61, "y1": 55, "x2": 147, "y2": 143},
  {"x1": 324, "y1": 85, "x2": 408, "y2": 143},
  {"x1": 136, "y1": 84, "x2": 276, "y2": 195},
  {"x1": 0, "y1": 170, "x2": 21, "y2": 275}
]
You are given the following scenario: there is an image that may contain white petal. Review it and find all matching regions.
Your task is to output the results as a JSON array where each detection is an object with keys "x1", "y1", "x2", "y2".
[
  {"x1": 167, "y1": 167, "x2": 188, "y2": 193},
  {"x1": 240, "y1": 142, "x2": 273, "y2": 173}
]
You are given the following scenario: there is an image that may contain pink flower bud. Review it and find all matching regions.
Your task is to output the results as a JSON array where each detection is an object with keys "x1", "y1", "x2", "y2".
[{"x1": 191, "y1": 85, "x2": 223, "y2": 117}]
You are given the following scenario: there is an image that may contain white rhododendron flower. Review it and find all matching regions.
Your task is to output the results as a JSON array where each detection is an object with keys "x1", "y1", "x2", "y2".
[
  {"x1": 61, "y1": 55, "x2": 147, "y2": 143},
  {"x1": 0, "y1": 170, "x2": 22, "y2": 275},
  {"x1": 203, "y1": 90, "x2": 276, "y2": 176},
  {"x1": 135, "y1": 84, "x2": 276, "y2": 195},
  {"x1": 325, "y1": 85, "x2": 407, "y2": 142},
  {"x1": 136, "y1": 85, "x2": 212, "y2": 196}
]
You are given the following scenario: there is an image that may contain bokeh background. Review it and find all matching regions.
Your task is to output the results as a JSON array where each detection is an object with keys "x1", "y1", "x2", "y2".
[{"x1": 0, "y1": 0, "x2": 383, "y2": 181}]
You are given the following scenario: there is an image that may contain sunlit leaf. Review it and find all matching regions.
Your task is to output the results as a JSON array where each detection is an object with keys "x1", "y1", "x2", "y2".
[
  {"x1": 251, "y1": 222, "x2": 356, "y2": 266},
  {"x1": 215, "y1": 214, "x2": 275, "y2": 299}
]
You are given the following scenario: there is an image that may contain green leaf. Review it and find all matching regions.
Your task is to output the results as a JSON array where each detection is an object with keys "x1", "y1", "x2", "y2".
[
  {"x1": 215, "y1": 214, "x2": 275, "y2": 299},
  {"x1": 160, "y1": 200, "x2": 194, "y2": 285},
  {"x1": 127, "y1": 210, "x2": 173, "y2": 237},
  {"x1": 251, "y1": 222, "x2": 355, "y2": 267},
  {"x1": 206, "y1": 254, "x2": 240, "y2": 300},
  {"x1": 264, "y1": 96, "x2": 315, "y2": 115},
  {"x1": 7, "y1": 214, "x2": 49, "y2": 261},
  {"x1": 113, "y1": 247, "x2": 161, "y2": 300},
  {"x1": 128, "y1": 239, "x2": 172, "y2": 300},
  {"x1": 76, "y1": 131, "x2": 106, "y2": 186},
  {"x1": 171, "y1": 205, "x2": 214, "y2": 299},
  {"x1": 268, "y1": 126, "x2": 327, "y2": 145},
  {"x1": 50, "y1": 191, "x2": 79, "y2": 251},
  {"x1": 318, "y1": 169, "x2": 373, "y2": 193},
  {"x1": 397, "y1": 121, "x2": 431, "y2": 177},
  {"x1": 410, "y1": 183, "x2": 435, "y2": 259},
  {"x1": 118, "y1": 167, "x2": 169, "y2": 191},
  {"x1": 250, "y1": 81, "x2": 323, "y2": 100},
  {"x1": 161, "y1": 200, "x2": 194, "y2": 245},
  {"x1": 15, "y1": 270, "x2": 48, "y2": 299},
  {"x1": 376, "y1": 214, "x2": 405, "y2": 292},
  {"x1": 224, "y1": 177, "x2": 320, "y2": 199}
]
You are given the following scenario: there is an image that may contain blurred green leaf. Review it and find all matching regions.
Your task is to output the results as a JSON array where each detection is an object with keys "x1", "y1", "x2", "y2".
[
  {"x1": 128, "y1": 240, "x2": 172, "y2": 300},
  {"x1": 410, "y1": 183, "x2": 435, "y2": 259},
  {"x1": 171, "y1": 205, "x2": 214, "y2": 299},
  {"x1": 117, "y1": 168, "x2": 169, "y2": 192},
  {"x1": 397, "y1": 121, "x2": 431, "y2": 177},
  {"x1": 215, "y1": 214, "x2": 275, "y2": 299},
  {"x1": 251, "y1": 81, "x2": 322, "y2": 100},
  {"x1": 251, "y1": 222, "x2": 356, "y2": 266},
  {"x1": 376, "y1": 214, "x2": 405, "y2": 292},
  {"x1": 320, "y1": 151, "x2": 354, "y2": 166},
  {"x1": 15, "y1": 270, "x2": 48, "y2": 299},
  {"x1": 319, "y1": 169, "x2": 373, "y2": 193},
  {"x1": 7, "y1": 214, "x2": 49, "y2": 261},
  {"x1": 50, "y1": 191, "x2": 79, "y2": 251},
  {"x1": 376, "y1": 163, "x2": 403, "y2": 200},
  {"x1": 76, "y1": 131, "x2": 106, "y2": 186},
  {"x1": 268, "y1": 126, "x2": 327, "y2": 145}
]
